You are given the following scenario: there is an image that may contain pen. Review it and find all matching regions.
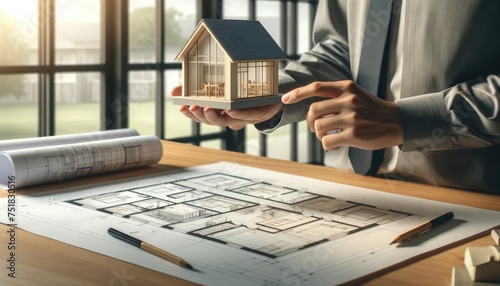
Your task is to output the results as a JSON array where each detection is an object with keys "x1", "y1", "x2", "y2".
[
  {"x1": 107, "y1": 228, "x2": 193, "y2": 270},
  {"x1": 390, "y1": 211, "x2": 454, "y2": 245}
]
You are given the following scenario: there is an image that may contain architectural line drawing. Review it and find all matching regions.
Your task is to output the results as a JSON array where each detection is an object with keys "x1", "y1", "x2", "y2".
[
  {"x1": 0, "y1": 130, "x2": 162, "y2": 188},
  {"x1": 66, "y1": 172, "x2": 414, "y2": 258},
  {"x1": 2, "y1": 162, "x2": 500, "y2": 286},
  {"x1": 0, "y1": 128, "x2": 139, "y2": 152}
]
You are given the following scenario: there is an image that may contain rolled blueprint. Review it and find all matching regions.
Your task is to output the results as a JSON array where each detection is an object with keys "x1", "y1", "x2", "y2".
[
  {"x1": 0, "y1": 135, "x2": 163, "y2": 188},
  {"x1": 0, "y1": 128, "x2": 139, "y2": 152}
]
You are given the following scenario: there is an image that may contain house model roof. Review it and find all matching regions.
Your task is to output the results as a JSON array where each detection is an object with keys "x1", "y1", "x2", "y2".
[{"x1": 176, "y1": 19, "x2": 287, "y2": 62}]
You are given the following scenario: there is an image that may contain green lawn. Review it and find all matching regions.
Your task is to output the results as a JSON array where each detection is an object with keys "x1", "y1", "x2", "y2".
[{"x1": 1, "y1": 102, "x2": 39, "y2": 139}]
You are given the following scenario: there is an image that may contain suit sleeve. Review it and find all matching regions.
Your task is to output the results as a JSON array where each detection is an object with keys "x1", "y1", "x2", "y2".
[
  {"x1": 255, "y1": 0, "x2": 352, "y2": 133},
  {"x1": 397, "y1": 74, "x2": 500, "y2": 151}
]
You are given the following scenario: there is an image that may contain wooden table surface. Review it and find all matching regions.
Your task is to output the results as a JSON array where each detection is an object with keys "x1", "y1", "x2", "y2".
[{"x1": 1, "y1": 140, "x2": 499, "y2": 286}]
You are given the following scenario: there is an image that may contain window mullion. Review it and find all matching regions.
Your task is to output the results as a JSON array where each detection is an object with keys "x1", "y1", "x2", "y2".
[
  {"x1": 38, "y1": 0, "x2": 56, "y2": 136},
  {"x1": 249, "y1": 0, "x2": 256, "y2": 20},
  {"x1": 103, "y1": 0, "x2": 128, "y2": 130},
  {"x1": 155, "y1": 0, "x2": 165, "y2": 139},
  {"x1": 289, "y1": 0, "x2": 298, "y2": 162},
  {"x1": 100, "y1": 0, "x2": 107, "y2": 130}
]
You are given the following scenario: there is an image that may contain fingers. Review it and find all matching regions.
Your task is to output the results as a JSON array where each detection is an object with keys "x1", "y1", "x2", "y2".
[
  {"x1": 188, "y1": 105, "x2": 209, "y2": 124},
  {"x1": 313, "y1": 114, "x2": 340, "y2": 139},
  {"x1": 179, "y1": 105, "x2": 200, "y2": 122},
  {"x1": 187, "y1": 106, "x2": 224, "y2": 126},
  {"x1": 225, "y1": 103, "x2": 282, "y2": 123},
  {"x1": 224, "y1": 108, "x2": 257, "y2": 121},
  {"x1": 203, "y1": 107, "x2": 244, "y2": 129},
  {"x1": 320, "y1": 127, "x2": 377, "y2": 150},
  {"x1": 171, "y1": 85, "x2": 182, "y2": 96},
  {"x1": 321, "y1": 130, "x2": 349, "y2": 150},
  {"x1": 282, "y1": 81, "x2": 351, "y2": 104},
  {"x1": 306, "y1": 100, "x2": 343, "y2": 132},
  {"x1": 179, "y1": 105, "x2": 248, "y2": 130},
  {"x1": 177, "y1": 101, "x2": 282, "y2": 131}
]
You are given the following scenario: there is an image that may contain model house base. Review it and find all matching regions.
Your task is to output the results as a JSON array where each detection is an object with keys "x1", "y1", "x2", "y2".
[{"x1": 172, "y1": 94, "x2": 283, "y2": 110}]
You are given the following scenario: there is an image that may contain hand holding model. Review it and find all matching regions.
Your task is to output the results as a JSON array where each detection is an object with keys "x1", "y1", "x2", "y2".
[
  {"x1": 172, "y1": 80, "x2": 403, "y2": 151},
  {"x1": 171, "y1": 86, "x2": 282, "y2": 131}
]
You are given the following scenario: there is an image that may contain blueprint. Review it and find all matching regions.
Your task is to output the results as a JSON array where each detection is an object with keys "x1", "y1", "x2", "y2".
[
  {"x1": 0, "y1": 129, "x2": 162, "y2": 188},
  {"x1": 0, "y1": 128, "x2": 139, "y2": 152},
  {"x1": 1, "y1": 162, "x2": 500, "y2": 285},
  {"x1": 68, "y1": 172, "x2": 407, "y2": 259}
]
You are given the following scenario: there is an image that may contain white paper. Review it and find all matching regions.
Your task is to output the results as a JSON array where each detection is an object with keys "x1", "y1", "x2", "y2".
[
  {"x1": 1, "y1": 162, "x2": 499, "y2": 286},
  {"x1": 0, "y1": 130, "x2": 162, "y2": 188},
  {"x1": 0, "y1": 128, "x2": 139, "y2": 151}
]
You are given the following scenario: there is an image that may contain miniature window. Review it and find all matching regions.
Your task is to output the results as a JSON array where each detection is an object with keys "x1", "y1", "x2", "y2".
[
  {"x1": 237, "y1": 61, "x2": 274, "y2": 99},
  {"x1": 186, "y1": 31, "x2": 225, "y2": 97},
  {"x1": 187, "y1": 46, "x2": 198, "y2": 96}
]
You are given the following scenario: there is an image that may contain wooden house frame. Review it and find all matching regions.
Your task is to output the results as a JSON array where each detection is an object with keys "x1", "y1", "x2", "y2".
[{"x1": 173, "y1": 19, "x2": 287, "y2": 109}]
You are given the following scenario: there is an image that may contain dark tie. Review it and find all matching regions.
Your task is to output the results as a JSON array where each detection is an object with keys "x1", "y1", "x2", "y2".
[{"x1": 349, "y1": 0, "x2": 394, "y2": 175}]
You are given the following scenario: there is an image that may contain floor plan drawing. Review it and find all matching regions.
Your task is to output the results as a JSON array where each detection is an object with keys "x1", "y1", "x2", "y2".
[
  {"x1": 2, "y1": 162, "x2": 500, "y2": 286},
  {"x1": 67, "y1": 173, "x2": 409, "y2": 258}
]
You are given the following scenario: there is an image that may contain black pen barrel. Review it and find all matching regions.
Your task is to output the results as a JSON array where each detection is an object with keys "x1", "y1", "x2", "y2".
[
  {"x1": 108, "y1": 228, "x2": 142, "y2": 248},
  {"x1": 430, "y1": 212, "x2": 454, "y2": 227}
]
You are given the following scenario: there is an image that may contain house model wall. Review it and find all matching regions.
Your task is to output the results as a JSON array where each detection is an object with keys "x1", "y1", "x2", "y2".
[
  {"x1": 173, "y1": 19, "x2": 288, "y2": 110},
  {"x1": 492, "y1": 229, "x2": 500, "y2": 246},
  {"x1": 464, "y1": 245, "x2": 500, "y2": 282}
]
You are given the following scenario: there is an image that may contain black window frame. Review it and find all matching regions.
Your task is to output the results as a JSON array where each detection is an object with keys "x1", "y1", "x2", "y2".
[{"x1": 0, "y1": 0, "x2": 322, "y2": 164}]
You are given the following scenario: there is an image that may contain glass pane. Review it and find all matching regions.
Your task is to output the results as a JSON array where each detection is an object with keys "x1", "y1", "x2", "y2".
[
  {"x1": 55, "y1": 0, "x2": 102, "y2": 65},
  {"x1": 245, "y1": 121, "x2": 312, "y2": 162},
  {"x1": 201, "y1": 121, "x2": 222, "y2": 134},
  {"x1": 256, "y1": 1, "x2": 280, "y2": 46},
  {"x1": 187, "y1": 47, "x2": 198, "y2": 96},
  {"x1": 165, "y1": 70, "x2": 193, "y2": 139},
  {"x1": 297, "y1": 2, "x2": 313, "y2": 54},
  {"x1": 223, "y1": 0, "x2": 249, "y2": 19},
  {"x1": 129, "y1": 0, "x2": 156, "y2": 64},
  {"x1": 297, "y1": 120, "x2": 313, "y2": 163},
  {"x1": 0, "y1": 1, "x2": 38, "y2": 65},
  {"x1": 258, "y1": 124, "x2": 293, "y2": 161},
  {"x1": 55, "y1": 72, "x2": 101, "y2": 134},
  {"x1": 245, "y1": 127, "x2": 263, "y2": 156},
  {"x1": 165, "y1": 0, "x2": 196, "y2": 62},
  {"x1": 129, "y1": 71, "x2": 156, "y2": 135},
  {"x1": 200, "y1": 139, "x2": 222, "y2": 150},
  {"x1": 0, "y1": 74, "x2": 38, "y2": 139}
]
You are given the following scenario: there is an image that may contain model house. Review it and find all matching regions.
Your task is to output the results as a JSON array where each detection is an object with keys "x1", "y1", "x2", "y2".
[
  {"x1": 464, "y1": 245, "x2": 500, "y2": 282},
  {"x1": 173, "y1": 19, "x2": 288, "y2": 109},
  {"x1": 493, "y1": 229, "x2": 500, "y2": 246}
]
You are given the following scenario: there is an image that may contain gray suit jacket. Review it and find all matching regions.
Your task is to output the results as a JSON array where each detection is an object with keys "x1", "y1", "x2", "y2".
[{"x1": 257, "y1": 0, "x2": 500, "y2": 193}]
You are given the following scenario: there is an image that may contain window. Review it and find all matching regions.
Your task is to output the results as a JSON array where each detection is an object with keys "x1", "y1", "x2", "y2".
[
  {"x1": 129, "y1": 0, "x2": 156, "y2": 64},
  {"x1": 0, "y1": 1, "x2": 39, "y2": 140},
  {"x1": 0, "y1": 0, "x2": 320, "y2": 164},
  {"x1": 237, "y1": 61, "x2": 274, "y2": 98},
  {"x1": 186, "y1": 31, "x2": 225, "y2": 97}
]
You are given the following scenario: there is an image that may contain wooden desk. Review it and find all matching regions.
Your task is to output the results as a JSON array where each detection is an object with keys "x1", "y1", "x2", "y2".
[{"x1": 1, "y1": 140, "x2": 499, "y2": 286}]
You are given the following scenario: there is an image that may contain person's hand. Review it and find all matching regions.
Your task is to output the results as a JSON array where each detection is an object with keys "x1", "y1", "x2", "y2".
[
  {"x1": 281, "y1": 81, "x2": 403, "y2": 150},
  {"x1": 171, "y1": 86, "x2": 283, "y2": 130}
]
